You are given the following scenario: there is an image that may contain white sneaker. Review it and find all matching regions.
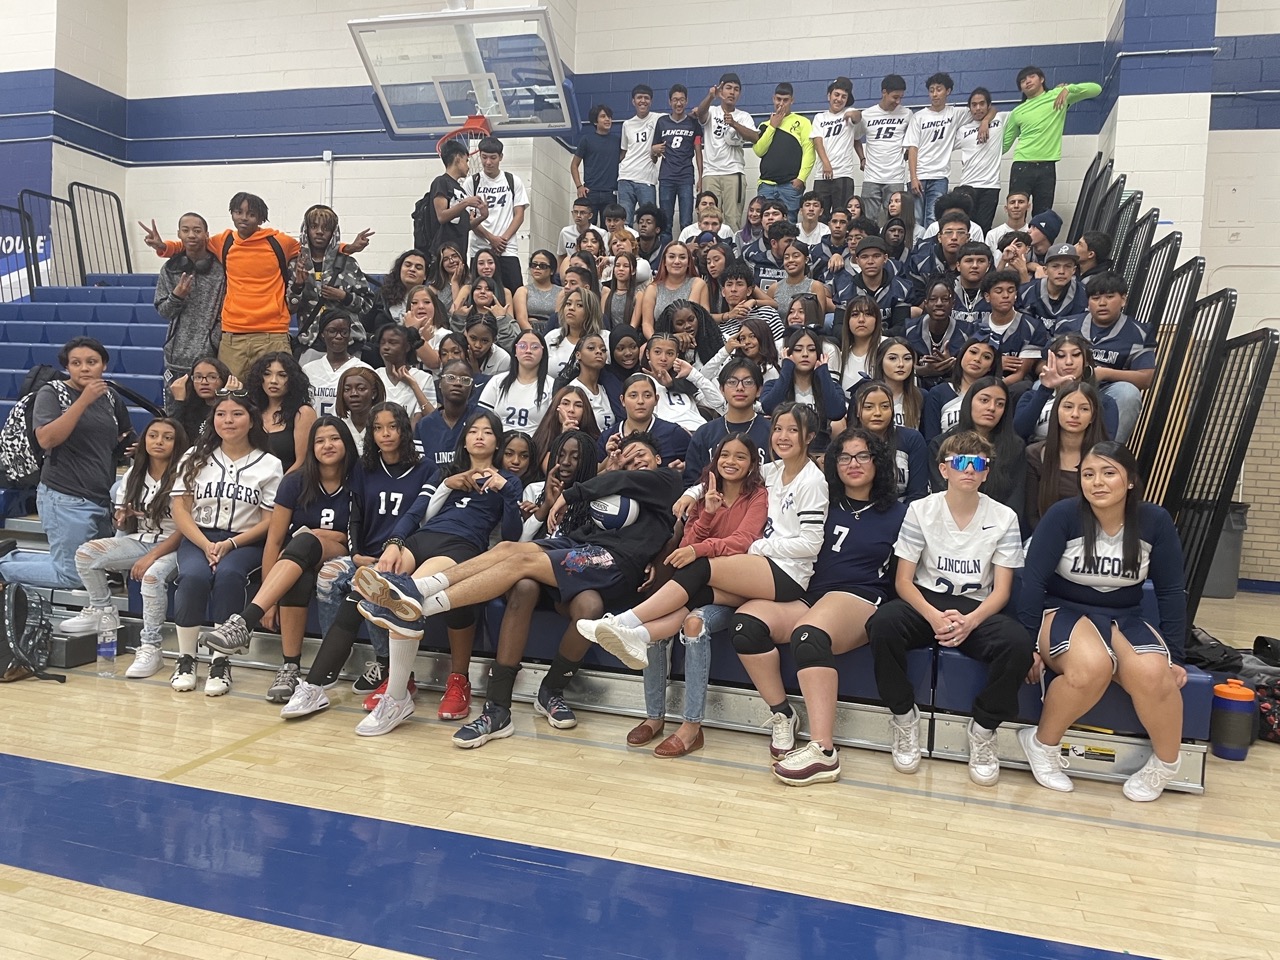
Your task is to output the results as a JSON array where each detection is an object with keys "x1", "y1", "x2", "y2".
[
  {"x1": 204, "y1": 657, "x2": 233, "y2": 697},
  {"x1": 772, "y1": 741, "x2": 841, "y2": 786},
  {"x1": 1017, "y1": 727, "x2": 1074, "y2": 792},
  {"x1": 967, "y1": 720, "x2": 1001, "y2": 786},
  {"x1": 889, "y1": 708, "x2": 921, "y2": 774},
  {"x1": 281, "y1": 681, "x2": 330, "y2": 719},
  {"x1": 763, "y1": 709, "x2": 798, "y2": 759},
  {"x1": 170, "y1": 654, "x2": 197, "y2": 692},
  {"x1": 125, "y1": 643, "x2": 163, "y2": 679},
  {"x1": 355, "y1": 692, "x2": 415, "y2": 737},
  {"x1": 1123, "y1": 752, "x2": 1180, "y2": 802},
  {"x1": 575, "y1": 615, "x2": 609, "y2": 643},
  {"x1": 58, "y1": 606, "x2": 116, "y2": 636},
  {"x1": 593, "y1": 619, "x2": 649, "y2": 669}
]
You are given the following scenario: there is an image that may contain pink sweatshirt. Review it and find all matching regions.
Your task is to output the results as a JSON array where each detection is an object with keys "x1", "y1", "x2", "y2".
[{"x1": 682, "y1": 484, "x2": 769, "y2": 558}]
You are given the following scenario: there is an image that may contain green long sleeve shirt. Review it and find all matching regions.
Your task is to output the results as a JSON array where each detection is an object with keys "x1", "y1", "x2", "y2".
[{"x1": 1002, "y1": 82, "x2": 1102, "y2": 162}]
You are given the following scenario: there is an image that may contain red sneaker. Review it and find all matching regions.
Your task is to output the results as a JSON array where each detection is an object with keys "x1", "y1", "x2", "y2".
[
  {"x1": 438, "y1": 672, "x2": 472, "y2": 720},
  {"x1": 362, "y1": 675, "x2": 417, "y2": 712}
]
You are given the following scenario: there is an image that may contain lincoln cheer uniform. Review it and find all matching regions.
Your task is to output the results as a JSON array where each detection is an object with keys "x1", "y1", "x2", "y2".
[
  {"x1": 805, "y1": 497, "x2": 908, "y2": 606},
  {"x1": 1018, "y1": 499, "x2": 1186, "y2": 665},
  {"x1": 866, "y1": 490, "x2": 1033, "y2": 729},
  {"x1": 172, "y1": 447, "x2": 284, "y2": 628}
]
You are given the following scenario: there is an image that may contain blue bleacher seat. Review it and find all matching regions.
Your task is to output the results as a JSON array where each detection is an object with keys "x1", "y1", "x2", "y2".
[
  {"x1": 1, "y1": 321, "x2": 47, "y2": 344},
  {"x1": 91, "y1": 323, "x2": 135, "y2": 347},
  {"x1": 87, "y1": 273, "x2": 159, "y2": 287},
  {"x1": 107, "y1": 373, "x2": 164, "y2": 405},
  {"x1": 125, "y1": 326, "x2": 167, "y2": 348},
  {"x1": 103, "y1": 287, "x2": 155, "y2": 304},
  {"x1": 3, "y1": 346, "x2": 35, "y2": 368},
  {"x1": 0, "y1": 372, "x2": 22, "y2": 398},
  {"x1": 91, "y1": 304, "x2": 139, "y2": 325},
  {"x1": 34, "y1": 321, "x2": 89, "y2": 343},
  {"x1": 3, "y1": 302, "x2": 60, "y2": 325},
  {"x1": 26, "y1": 344, "x2": 61, "y2": 366},
  {"x1": 31, "y1": 287, "x2": 79, "y2": 303},
  {"x1": 115, "y1": 347, "x2": 165, "y2": 376},
  {"x1": 134, "y1": 304, "x2": 163, "y2": 325}
]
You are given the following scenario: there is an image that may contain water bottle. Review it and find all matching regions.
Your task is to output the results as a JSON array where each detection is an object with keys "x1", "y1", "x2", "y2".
[
  {"x1": 1209, "y1": 678, "x2": 1255, "y2": 761},
  {"x1": 96, "y1": 609, "x2": 117, "y2": 677}
]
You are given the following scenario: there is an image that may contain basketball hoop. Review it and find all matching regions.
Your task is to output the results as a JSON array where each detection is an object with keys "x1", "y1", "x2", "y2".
[{"x1": 436, "y1": 115, "x2": 492, "y2": 177}]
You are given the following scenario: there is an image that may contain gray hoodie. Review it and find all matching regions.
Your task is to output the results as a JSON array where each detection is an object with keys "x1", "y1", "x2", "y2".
[{"x1": 155, "y1": 254, "x2": 225, "y2": 371}]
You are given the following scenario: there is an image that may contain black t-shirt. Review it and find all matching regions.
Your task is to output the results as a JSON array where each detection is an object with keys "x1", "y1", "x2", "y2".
[
  {"x1": 575, "y1": 131, "x2": 621, "y2": 192},
  {"x1": 34, "y1": 382, "x2": 127, "y2": 505},
  {"x1": 427, "y1": 173, "x2": 470, "y2": 255}
]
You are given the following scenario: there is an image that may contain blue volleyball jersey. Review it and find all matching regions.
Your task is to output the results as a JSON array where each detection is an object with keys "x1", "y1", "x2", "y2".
[
  {"x1": 892, "y1": 427, "x2": 930, "y2": 502},
  {"x1": 274, "y1": 470, "x2": 352, "y2": 539},
  {"x1": 392, "y1": 467, "x2": 525, "y2": 547},
  {"x1": 1054, "y1": 313, "x2": 1156, "y2": 371},
  {"x1": 350, "y1": 459, "x2": 437, "y2": 554},
  {"x1": 806, "y1": 498, "x2": 908, "y2": 599},
  {"x1": 905, "y1": 315, "x2": 972, "y2": 359},
  {"x1": 828, "y1": 270, "x2": 913, "y2": 330},
  {"x1": 414, "y1": 411, "x2": 466, "y2": 469},
  {"x1": 654, "y1": 114, "x2": 703, "y2": 183}
]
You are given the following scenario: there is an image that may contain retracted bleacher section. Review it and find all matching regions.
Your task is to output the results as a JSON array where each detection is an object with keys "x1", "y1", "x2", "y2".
[{"x1": 0, "y1": 171, "x2": 1273, "y2": 794}]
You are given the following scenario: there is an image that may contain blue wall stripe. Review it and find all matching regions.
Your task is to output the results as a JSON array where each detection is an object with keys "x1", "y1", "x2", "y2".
[{"x1": 0, "y1": 752, "x2": 1147, "y2": 960}]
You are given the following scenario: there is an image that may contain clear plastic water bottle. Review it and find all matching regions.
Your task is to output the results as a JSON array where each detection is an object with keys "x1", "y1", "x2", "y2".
[{"x1": 96, "y1": 609, "x2": 117, "y2": 677}]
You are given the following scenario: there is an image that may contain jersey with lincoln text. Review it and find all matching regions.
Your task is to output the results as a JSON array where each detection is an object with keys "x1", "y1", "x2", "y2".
[
  {"x1": 860, "y1": 104, "x2": 912, "y2": 182},
  {"x1": 1055, "y1": 313, "x2": 1156, "y2": 371},
  {"x1": 1018, "y1": 499, "x2": 1185, "y2": 661},
  {"x1": 747, "y1": 459, "x2": 829, "y2": 587},
  {"x1": 174, "y1": 448, "x2": 283, "y2": 532},
  {"x1": 414, "y1": 410, "x2": 466, "y2": 468},
  {"x1": 806, "y1": 497, "x2": 908, "y2": 599},
  {"x1": 812, "y1": 110, "x2": 866, "y2": 180},
  {"x1": 468, "y1": 170, "x2": 529, "y2": 258},
  {"x1": 907, "y1": 105, "x2": 968, "y2": 180},
  {"x1": 894, "y1": 491, "x2": 1023, "y2": 599},
  {"x1": 350, "y1": 458, "x2": 437, "y2": 554},
  {"x1": 956, "y1": 112, "x2": 1006, "y2": 189},
  {"x1": 973, "y1": 311, "x2": 1048, "y2": 359},
  {"x1": 304, "y1": 356, "x2": 373, "y2": 418},
  {"x1": 274, "y1": 470, "x2": 352, "y2": 539}
]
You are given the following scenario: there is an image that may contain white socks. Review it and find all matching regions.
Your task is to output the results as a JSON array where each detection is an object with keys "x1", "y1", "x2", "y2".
[
  {"x1": 414, "y1": 572, "x2": 450, "y2": 598},
  {"x1": 385, "y1": 636, "x2": 416, "y2": 701},
  {"x1": 424, "y1": 593, "x2": 452, "y2": 615},
  {"x1": 615, "y1": 609, "x2": 642, "y2": 628},
  {"x1": 176, "y1": 625, "x2": 200, "y2": 657}
]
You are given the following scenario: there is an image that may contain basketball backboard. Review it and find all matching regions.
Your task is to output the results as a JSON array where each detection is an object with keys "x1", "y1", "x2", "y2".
[{"x1": 349, "y1": 5, "x2": 578, "y2": 138}]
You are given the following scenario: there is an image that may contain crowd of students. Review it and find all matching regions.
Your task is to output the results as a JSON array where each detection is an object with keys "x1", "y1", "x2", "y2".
[{"x1": 0, "y1": 60, "x2": 1191, "y2": 803}]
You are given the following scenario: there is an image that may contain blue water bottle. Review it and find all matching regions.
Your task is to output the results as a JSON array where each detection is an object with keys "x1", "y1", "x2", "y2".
[
  {"x1": 96, "y1": 609, "x2": 117, "y2": 678},
  {"x1": 1209, "y1": 678, "x2": 1255, "y2": 761}
]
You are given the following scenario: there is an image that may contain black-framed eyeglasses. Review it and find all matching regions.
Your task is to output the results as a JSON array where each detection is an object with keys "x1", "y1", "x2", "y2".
[
  {"x1": 530, "y1": 261, "x2": 553, "y2": 269},
  {"x1": 723, "y1": 377, "x2": 756, "y2": 389},
  {"x1": 215, "y1": 388, "x2": 248, "y2": 398},
  {"x1": 192, "y1": 374, "x2": 221, "y2": 383},
  {"x1": 836, "y1": 452, "x2": 873, "y2": 466}
]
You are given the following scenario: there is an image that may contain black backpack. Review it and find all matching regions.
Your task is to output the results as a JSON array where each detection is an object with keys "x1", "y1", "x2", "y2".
[{"x1": 0, "y1": 583, "x2": 62, "y2": 683}]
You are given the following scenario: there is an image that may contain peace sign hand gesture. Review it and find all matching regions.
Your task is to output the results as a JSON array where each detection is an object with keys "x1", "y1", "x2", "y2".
[{"x1": 703, "y1": 473, "x2": 724, "y2": 515}]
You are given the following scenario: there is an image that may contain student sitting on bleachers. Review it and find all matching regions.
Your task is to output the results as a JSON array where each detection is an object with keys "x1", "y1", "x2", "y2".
[
  {"x1": 200, "y1": 416, "x2": 359, "y2": 705},
  {"x1": 624, "y1": 433, "x2": 769, "y2": 759},
  {"x1": 244, "y1": 352, "x2": 316, "y2": 473},
  {"x1": 734, "y1": 427, "x2": 907, "y2": 785},
  {"x1": 866, "y1": 430, "x2": 1031, "y2": 786},
  {"x1": 1013, "y1": 332, "x2": 1119, "y2": 442},
  {"x1": 154, "y1": 212, "x2": 225, "y2": 401},
  {"x1": 169, "y1": 356, "x2": 239, "y2": 440},
  {"x1": 170, "y1": 391, "x2": 283, "y2": 696},
  {"x1": 0, "y1": 337, "x2": 135, "y2": 590},
  {"x1": 303, "y1": 313, "x2": 372, "y2": 418},
  {"x1": 334, "y1": 366, "x2": 385, "y2": 456},
  {"x1": 57, "y1": 416, "x2": 189, "y2": 679},
  {"x1": 929, "y1": 375, "x2": 1026, "y2": 520},
  {"x1": 1017, "y1": 441, "x2": 1188, "y2": 802},
  {"x1": 1024, "y1": 380, "x2": 1108, "y2": 534}
]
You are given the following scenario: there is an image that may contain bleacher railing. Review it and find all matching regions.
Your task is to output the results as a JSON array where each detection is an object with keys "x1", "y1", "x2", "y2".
[
  {"x1": 1172, "y1": 328, "x2": 1279, "y2": 622},
  {"x1": 1065, "y1": 151, "x2": 1104, "y2": 244},
  {"x1": 1115, "y1": 207, "x2": 1158, "y2": 292},
  {"x1": 70, "y1": 182, "x2": 133, "y2": 278},
  {"x1": 18, "y1": 189, "x2": 84, "y2": 287},
  {"x1": 1128, "y1": 231, "x2": 1182, "y2": 329},
  {"x1": 0, "y1": 204, "x2": 37, "y2": 303}
]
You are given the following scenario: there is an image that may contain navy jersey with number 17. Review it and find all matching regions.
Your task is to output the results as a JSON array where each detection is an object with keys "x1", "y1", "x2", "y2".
[{"x1": 350, "y1": 459, "x2": 438, "y2": 554}]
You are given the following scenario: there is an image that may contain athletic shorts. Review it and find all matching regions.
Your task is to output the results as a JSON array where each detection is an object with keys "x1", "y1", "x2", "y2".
[
  {"x1": 1042, "y1": 601, "x2": 1172, "y2": 672},
  {"x1": 535, "y1": 536, "x2": 629, "y2": 603},
  {"x1": 802, "y1": 582, "x2": 886, "y2": 608},
  {"x1": 405, "y1": 531, "x2": 481, "y2": 567},
  {"x1": 767, "y1": 559, "x2": 809, "y2": 604}
]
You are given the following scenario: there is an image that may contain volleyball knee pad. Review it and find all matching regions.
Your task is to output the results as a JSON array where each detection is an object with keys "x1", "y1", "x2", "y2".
[
  {"x1": 791, "y1": 625, "x2": 835, "y2": 671},
  {"x1": 670, "y1": 557, "x2": 712, "y2": 596},
  {"x1": 278, "y1": 568, "x2": 318, "y2": 609},
  {"x1": 280, "y1": 531, "x2": 323, "y2": 570},
  {"x1": 445, "y1": 605, "x2": 476, "y2": 630},
  {"x1": 731, "y1": 614, "x2": 773, "y2": 656}
]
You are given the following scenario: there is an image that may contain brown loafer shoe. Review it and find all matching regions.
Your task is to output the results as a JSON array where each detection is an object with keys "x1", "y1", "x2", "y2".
[
  {"x1": 626, "y1": 719, "x2": 664, "y2": 746},
  {"x1": 654, "y1": 728, "x2": 704, "y2": 758}
]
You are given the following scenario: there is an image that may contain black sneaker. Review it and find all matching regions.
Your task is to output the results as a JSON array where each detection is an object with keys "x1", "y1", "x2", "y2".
[
  {"x1": 352, "y1": 659, "x2": 386, "y2": 693},
  {"x1": 534, "y1": 684, "x2": 577, "y2": 729},
  {"x1": 452, "y1": 702, "x2": 514, "y2": 749}
]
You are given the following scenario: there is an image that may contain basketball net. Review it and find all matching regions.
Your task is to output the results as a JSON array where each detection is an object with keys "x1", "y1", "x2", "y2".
[{"x1": 436, "y1": 115, "x2": 492, "y2": 179}]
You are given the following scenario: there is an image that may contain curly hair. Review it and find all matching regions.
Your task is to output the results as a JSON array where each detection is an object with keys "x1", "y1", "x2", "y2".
[
  {"x1": 824, "y1": 427, "x2": 898, "y2": 512},
  {"x1": 244, "y1": 352, "x2": 311, "y2": 426}
]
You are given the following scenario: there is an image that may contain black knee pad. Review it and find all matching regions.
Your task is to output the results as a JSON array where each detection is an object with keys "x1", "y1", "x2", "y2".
[
  {"x1": 280, "y1": 531, "x2": 323, "y2": 570},
  {"x1": 671, "y1": 556, "x2": 712, "y2": 596},
  {"x1": 731, "y1": 613, "x2": 774, "y2": 655},
  {"x1": 445, "y1": 605, "x2": 476, "y2": 630},
  {"x1": 791, "y1": 625, "x2": 835, "y2": 671},
  {"x1": 279, "y1": 567, "x2": 318, "y2": 609}
]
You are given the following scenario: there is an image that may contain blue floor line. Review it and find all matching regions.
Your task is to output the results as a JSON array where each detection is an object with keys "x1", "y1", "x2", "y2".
[{"x1": 0, "y1": 752, "x2": 1151, "y2": 960}]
